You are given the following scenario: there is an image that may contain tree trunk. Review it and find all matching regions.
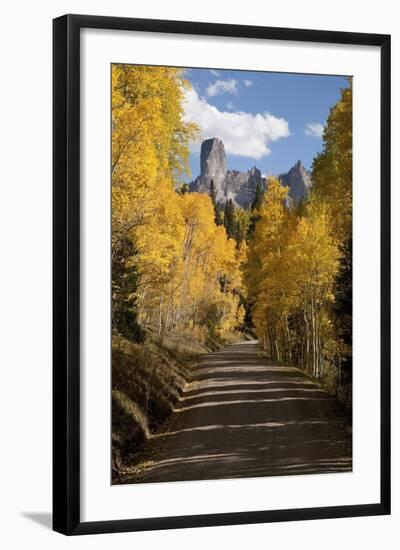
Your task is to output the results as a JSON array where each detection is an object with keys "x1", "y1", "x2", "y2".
[
  {"x1": 158, "y1": 297, "x2": 163, "y2": 335},
  {"x1": 303, "y1": 305, "x2": 310, "y2": 371},
  {"x1": 311, "y1": 297, "x2": 316, "y2": 378},
  {"x1": 275, "y1": 336, "x2": 280, "y2": 362},
  {"x1": 285, "y1": 315, "x2": 292, "y2": 361}
]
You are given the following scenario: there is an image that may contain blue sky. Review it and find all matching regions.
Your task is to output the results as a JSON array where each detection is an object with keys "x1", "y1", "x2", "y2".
[{"x1": 182, "y1": 68, "x2": 349, "y2": 180}]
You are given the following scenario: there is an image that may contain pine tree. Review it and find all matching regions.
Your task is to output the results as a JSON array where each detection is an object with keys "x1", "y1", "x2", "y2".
[
  {"x1": 112, "y1": 236, "x2": 144, "y2": 342},
  {"x1": 252, "y1": 182, "x2": 264, "y2": 211},
  {"x1": 209, "y1": 179, "x2": 216, "y2": 206},
  {"x1": 248, "y1": 182, "x2": 264, "y2": 236},
  {"x1": 224, "y1": 199, "x2": 236, "y2": 239}
]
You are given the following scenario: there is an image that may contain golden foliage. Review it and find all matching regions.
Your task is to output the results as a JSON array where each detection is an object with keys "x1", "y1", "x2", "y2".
[
  {"x1": 312, "y1": 81, "x2": 352, "y2": 240},
  {"x1": 245, "y1": 82, "x2": 352, "y2": 382},
  {"x1": 246, "y1": 177, "x2": 341, "y2": 377},
  {"x1": 112, "y1": 65, "x2": 244, "y2": 340}
]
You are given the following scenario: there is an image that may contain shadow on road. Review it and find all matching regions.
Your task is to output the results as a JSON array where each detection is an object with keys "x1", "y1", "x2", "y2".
[{"x1": 124, "y1": 341, "x2": 352, "y2": 484}]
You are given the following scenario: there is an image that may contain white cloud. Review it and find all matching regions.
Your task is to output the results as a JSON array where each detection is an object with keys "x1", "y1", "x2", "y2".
[
  {"x1": 206, "y1": 79, "x2": 239, "y2": 97},
  {"x1": 243, "y1": 79, "x2": 253, "y2": 87},
  {"x1": 209, "y1": 69, "x2": 220, "y2": 77},
  {"x1": 305, "y1": 122, "x2": 324, "y2": 138},
  {"x1": 226, "y1": 101, "x2": 235, "y2": 110},
  {"x1": 183, "y1": 87, "x2": 290, "y2": 159}
]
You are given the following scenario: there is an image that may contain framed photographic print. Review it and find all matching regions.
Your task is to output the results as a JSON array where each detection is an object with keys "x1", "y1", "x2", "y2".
[{"x1": 53, "y1": 14, "x2": 391, "y2": 535}]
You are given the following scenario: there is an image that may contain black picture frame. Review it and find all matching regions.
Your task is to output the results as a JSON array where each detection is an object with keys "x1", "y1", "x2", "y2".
[{"x1": 53, "y1": 14, "x2": 391, "y2": 535}]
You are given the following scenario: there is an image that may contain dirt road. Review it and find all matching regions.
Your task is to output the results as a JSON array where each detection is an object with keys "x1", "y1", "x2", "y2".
[{"x1": 133, "y1": 340, "x2": 352, "y2": 483}]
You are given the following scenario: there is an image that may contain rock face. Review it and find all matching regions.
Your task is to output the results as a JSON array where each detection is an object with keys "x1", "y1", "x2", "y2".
[
  {"x1": 189, "y1": 138, "x2": 311, "y2": 208},
  {"x1": 200, "y1": 137, "x2": 227, "y2": 185},
  {"x1": 278, "y1": 160, "x2": 312, "y2": 202},
  {"x1": 223, "y1": 166, "x2": 263, "y2": 207}
]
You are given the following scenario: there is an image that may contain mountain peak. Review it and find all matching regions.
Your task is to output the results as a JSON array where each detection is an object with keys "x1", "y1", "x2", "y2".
[
  {"x1": 190, "y1": 138, "x2": 311, "y2": 208},
  {"x1": 279, "y1": 161, "x2": 312, "y2": 201}
]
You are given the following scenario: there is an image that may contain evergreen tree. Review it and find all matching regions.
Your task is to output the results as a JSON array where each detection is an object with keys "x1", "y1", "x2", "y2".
[
  {"x1": 112, "y1": 236, "x2": 144, "y2": 342},
  {"x1": 235, "y1": 221, "x2": 244, "y2": 246},
  {"x1": 252, "y1": 182, "x2": 264, "y2": 211},
  {"x1": 224, "y1": 199, "x2": 236, "y2": 239},
  {"x1": 209, "y1": 179, "x2": 216, "y2": 206},
  {"x1": 248, "y1": 182, "x2": 264, "y2": 236}
]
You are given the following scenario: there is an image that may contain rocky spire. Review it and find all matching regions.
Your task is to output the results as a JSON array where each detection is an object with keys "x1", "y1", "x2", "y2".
[{"x1": 200, "y1": 138, "x2": 227, "y2": 182}]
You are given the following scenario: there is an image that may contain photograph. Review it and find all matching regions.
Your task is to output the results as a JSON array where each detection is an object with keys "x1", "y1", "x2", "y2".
[{"x1": 111, "y1": 63, "x2": 353, "y2": 485}]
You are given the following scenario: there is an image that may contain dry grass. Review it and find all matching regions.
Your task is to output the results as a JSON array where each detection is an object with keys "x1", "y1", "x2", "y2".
[{"x1": 112, "y1": 330, "x2": 215, "y2": 478}]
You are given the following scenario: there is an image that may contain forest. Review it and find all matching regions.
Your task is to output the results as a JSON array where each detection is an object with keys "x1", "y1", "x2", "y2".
[{"x1": 111, "y1": 64, "x2": 352, "y2": 478}]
